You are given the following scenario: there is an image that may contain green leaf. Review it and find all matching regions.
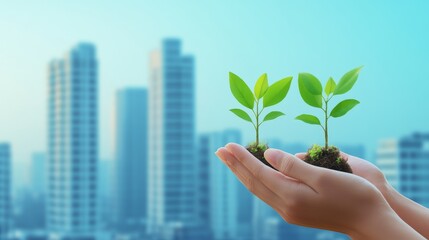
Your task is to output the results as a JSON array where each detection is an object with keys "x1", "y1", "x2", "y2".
[
  {"x1": 229, "y1": 72, "x2": 255, "y2": 109},
  {"x1": 298, "y1": 73, "x2": 322, "y2": 95},
  {"x1": 295, "y1": 114, "x2": 321, "y2": 125},
  {"x1": 330, "y1": 99, "x2": 360, "y2": 118},
  {"x1": 333, "y1": 66, "x2": 363, "y2": 95},
  {"x1": 263, "y1": 111, "x2": 285, "y2": 122},
  {"x1": 263, "y1": 76, "x2": 293, "y2": 108},
  {"x1": 298, "y1": 73, "x2": 323, "y2": 108},
  {"x1": 324, "y1": 77, "x2": 336, "y2": 96},
  {"x1": 230, "y1": 109, "x2": 253, "y2": 122},
  {"x1": 254, "y1": 73, "x2": 268, "y2": 100}
]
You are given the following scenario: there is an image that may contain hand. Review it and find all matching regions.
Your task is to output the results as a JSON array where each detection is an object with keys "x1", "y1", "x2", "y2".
[
  {"x1": 297, "y1": 152, "x2": 429, "y2": 238},
  {"x1": 216, "y1": 143, "x2": 424, "y2": 240},
  {"x1": 296, "y1": 152, "x2": 389, "y2": 196}
]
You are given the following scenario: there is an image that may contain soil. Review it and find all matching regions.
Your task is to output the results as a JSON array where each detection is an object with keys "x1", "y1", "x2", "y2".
[
  {"x1": 246, "y1": 144, "x2": 275, "y2": 169},
  {"x1": 304, "y1": 145, "x2": 353, "y2": 173}
]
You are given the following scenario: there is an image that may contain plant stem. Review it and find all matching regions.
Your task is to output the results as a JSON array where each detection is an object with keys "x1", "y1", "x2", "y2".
[
  {"x1": 256, "y1": 100, "x2": 259, "y2": 146},
  {"x1": 324, "y1": 98, "x2": 329, "y2": 149}
]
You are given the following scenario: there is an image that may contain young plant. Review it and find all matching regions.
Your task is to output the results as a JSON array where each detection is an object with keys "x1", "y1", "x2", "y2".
[
  {"x1": 295, "y1": 66, "x2": 363, "y2": 173},
  {"x1": 229, "y1": 72, "x2": 292, "y2": 166}
]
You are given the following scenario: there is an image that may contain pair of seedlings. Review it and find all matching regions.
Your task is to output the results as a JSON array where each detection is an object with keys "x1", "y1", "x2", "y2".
[{"x1": 229, "y1": 67, "x2": 362, "y2": 173}]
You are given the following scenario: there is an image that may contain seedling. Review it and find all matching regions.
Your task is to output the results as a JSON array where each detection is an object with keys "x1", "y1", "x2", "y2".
[
  {"x1": 295, "y1": 66, "x2": 363, "y2": 173},
  {"x1": 229, "y1": 72, "x2": 293, "y2": 168}
]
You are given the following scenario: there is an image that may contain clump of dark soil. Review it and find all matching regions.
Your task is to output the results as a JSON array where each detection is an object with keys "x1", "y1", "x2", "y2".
[
  {"x1": 247, "y1": 144, "x2": 275, "y2": 169},
  {"x1": 304, "y1": 145, "x2": 352, "y2": 173}
]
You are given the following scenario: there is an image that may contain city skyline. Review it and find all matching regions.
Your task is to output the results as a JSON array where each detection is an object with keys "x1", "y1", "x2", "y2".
[
  {"x1": 1, "y1": 2, "x2": 429, "y2": 240},
  {"x1": 0, "y1": 39, "x2": 428, "y2": 240},
  {"x1": 2, "y1": 2, "x2": 429, "y2": 188}
]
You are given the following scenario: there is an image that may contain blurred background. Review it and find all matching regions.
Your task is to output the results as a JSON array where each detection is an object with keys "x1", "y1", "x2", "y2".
[{"x1": 1, "y1": 1, "x2": 429, "y2": 240}]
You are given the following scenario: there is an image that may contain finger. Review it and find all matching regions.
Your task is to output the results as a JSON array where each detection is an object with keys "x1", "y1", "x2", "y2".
[
  {"x1": 225, "y1": 143, "x2": 302, "y2": 195},
  {"x1": 265, "y1": 148, "x2": 322, "y2": 187},
  {"x1": 215, "y1": 148, "x2": 284, "y2": 208},
  {"x1": 295, "y1": 153, "x2": 306, "y2": 160}
]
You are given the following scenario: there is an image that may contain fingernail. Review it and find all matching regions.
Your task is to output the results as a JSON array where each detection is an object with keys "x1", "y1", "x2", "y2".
[
  {"x1": 214, "y1": 148, "x2": 221, "y2": 155},
  {"x1": 264, "y1": 149, "x2": 281, "y2": 167},
  {"x1": 215, "y1": 149, "x2": 229, "y2": 165},
  {"x1": 215, "y1": 150, "x2": 222, "y2": 159}
]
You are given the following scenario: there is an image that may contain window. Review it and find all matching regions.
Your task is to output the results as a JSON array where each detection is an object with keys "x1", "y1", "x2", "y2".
[{"x1": 72, "y1": 220, "x2": 80, "y2": 227}]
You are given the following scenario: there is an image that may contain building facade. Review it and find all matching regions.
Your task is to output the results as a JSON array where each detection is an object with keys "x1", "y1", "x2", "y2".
[
  {"x1": 0, "y1": 143, "x2": 11, "y2": 240},
  {"x1": 32, "y1": 152, "x2": 47, "y2": 196},
  {"x1": 148, "y1": 39, "x2": 197, "y2": 238},
  {"x1": 376, "y1": 139, "x2": 399, "y2": 190},
  {"x1": 98, "y1": 159, "x2": 114, "y2": 230},
  {"x1": 199, "y1": 129, "x2": 242, "y2": 240},
  {"x1": 47, "y1": 43, "x2": 98, "y2": 240},
  {"x1": 399, "y1": 133, "x2": 429, "y2": 207},
  {"x1": 196, "y1": 135, "x2": 211, "y2": 235},
  {"x1": 114, "y1": 88, "x2": 148, "y2": 232},
  {"x1": 13, "y1": 152, "x2": 48, "y2": 230}
]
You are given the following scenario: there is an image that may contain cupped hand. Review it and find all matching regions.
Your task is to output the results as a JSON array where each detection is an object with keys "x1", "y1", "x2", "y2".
[
  {"x1": 296, "y1": 152, "x2": 390, "y2": 197},
  {"x1": 297, "y1": 152, "x2": 429, "y2": 239},
  {"x1": 216, "y1": 143, "x2": 394, "y2": 238}
]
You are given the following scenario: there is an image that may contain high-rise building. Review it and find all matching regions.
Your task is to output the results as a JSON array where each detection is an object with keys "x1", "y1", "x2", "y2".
[
  {"x1": 252, "y1": 199, "x2": 277, "y2": 240},
  {"x1": 199, "y1": 129, "x2": 242, "y2": 240},
  {"x1": 196, "y1": 135, "x2": 212, "y2": 234},
  {"x1": 257, "y1": 217, "x2": 304, "y2": 240},
  {"x1": 252, "y1": 199, "x2": 310, "y2": 240},
  {"x1": 114, "y1": 88, "x2": 148, "y2": 232},
  {"x1": 0, "y1": 143, "x2": 11, "y2": 240},
  {"x1": 47, "y1": 43, "x2": 98, "y2": 240},
  {"x1": 376, "y1": 139, "x2": 399, "y2": 189},
  {"x1": 98, "y1": 159, "x2": 114, "y2": 229},
  {"x1": 12, "y1": 188, "x2": 45, "y2": 230},
  {"x1": 399, "y1": 133, "x2": 429, "y2": 207},
  {"x1": 148, "y1": 39, "x2": 197, "y2": 238},
  {"x1": 236, "y1": 162, "x2": 254, "y2": 239},
  {"x1": 32, "y1": 152, "x2": 47, "y2": 195},
  {"x1": 315, "y1": 231, "x2": 349, "y2": 240},
  {"x1": 14, "y1": 152, "x2": 48, "y2": 230}
]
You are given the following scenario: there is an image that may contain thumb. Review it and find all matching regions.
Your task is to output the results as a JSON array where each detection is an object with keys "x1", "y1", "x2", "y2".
[
  {"x1": 265, "y1": 148, "x2": 321, "y2": 186},
  {"x1": 295, "y1": 152, "x2": 307, "y2": 160}
]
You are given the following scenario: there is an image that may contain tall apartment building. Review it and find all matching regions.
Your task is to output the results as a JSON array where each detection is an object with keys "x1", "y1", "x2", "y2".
[
  {"x1": 199, "y1": 129, "x2": 242, "y2": 240},
  {"x1": 376, "y1": 139, "x2": 399, "y2": 189},
  {"x1": 399, "y1": 133, "x2": 429, "y2": 207},
  {"x1": 0, "y1": 143, "x2": 11, "y2": 240},
  {"x1": 47, "y1": 43, "x2": 98, "y2": 240},
  {"x1": 114, "y1": 88, "x2": 148, "y2": 232},
  {"x1": 148, "y1": 39, "x2": 197, "y2": 238}
]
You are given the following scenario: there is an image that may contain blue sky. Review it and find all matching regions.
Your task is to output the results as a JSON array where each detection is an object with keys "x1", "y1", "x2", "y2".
[{"x1": 1, "y1": 1, "x2": 429, "y2": 187}]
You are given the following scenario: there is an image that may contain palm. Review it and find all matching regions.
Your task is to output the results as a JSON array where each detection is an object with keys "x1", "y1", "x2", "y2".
[
  {"x1": 346, "y1": 155, "x2": 387, "y2": 192},
  {"x1": 296, "y1": 152, "x2": 387, "y2": 194}
]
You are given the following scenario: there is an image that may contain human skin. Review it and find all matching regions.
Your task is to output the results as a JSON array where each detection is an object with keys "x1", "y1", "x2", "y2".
[
  {"x1": 216, "y1": 143, "x2": 425, "y2": 240},
  {"x1": 296, "y1": 152, "x2": 429, "y2": 239}
]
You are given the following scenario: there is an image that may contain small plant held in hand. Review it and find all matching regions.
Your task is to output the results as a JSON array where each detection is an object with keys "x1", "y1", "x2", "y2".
[
  {"x1": 296, "y1": 66, "x2": 363, "y2": 173},
  {"x1": 229, "y1": 72, "x2": 293, "y2": 168}
]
